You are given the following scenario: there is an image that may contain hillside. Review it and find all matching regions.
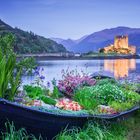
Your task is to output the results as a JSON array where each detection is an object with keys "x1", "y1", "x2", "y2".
[
  {"x1": 0, "y1": 20, "x2": 67, "y2": 54},
  {"x1": 52, "y1": 27, "x2": 140, "y2": 53}
]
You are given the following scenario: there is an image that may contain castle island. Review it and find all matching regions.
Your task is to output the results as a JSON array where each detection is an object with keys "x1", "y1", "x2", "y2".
[{"x1": 100, "y1": 35, "x2": 136, "y2": 54}]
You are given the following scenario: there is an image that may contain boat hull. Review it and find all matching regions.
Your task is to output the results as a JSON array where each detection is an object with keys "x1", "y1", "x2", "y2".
[{"x1": 0, "y1": 98, "x2": 139, "y2": 140}]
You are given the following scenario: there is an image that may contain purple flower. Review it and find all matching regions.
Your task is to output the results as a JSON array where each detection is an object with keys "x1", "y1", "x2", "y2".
[
  {"x1": 39, "y1": 75, "x2": 45, "y2": 80},
  {"x1": 34, "y1": 71, "x2": 39, "y2": 75},
  {"x1": 34, "y1": 67, "x2": 40, "y2": 75},
  {"x1": 47, "y1": 81, "x2": 51, "y2": 88},
  {"x1": 58, "y1": 70, "x2": 96, "y2": 96}
]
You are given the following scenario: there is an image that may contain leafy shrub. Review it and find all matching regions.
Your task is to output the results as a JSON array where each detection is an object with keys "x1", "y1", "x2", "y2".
[
  {"x1": 23, "y1": 85, "x2": 46, "y2": 99},
  {"x1": 24, "y1": 85, "x2": 56, "y2": 105},
  {"x1": 91, "y1": 83, "x2": 127, "y2": 104},
  {"x1": 121, "y1": 82, "x2": 140, "y2": 93},
  {"x1": 123, "y1": 89, "x2": 140, "y2": 104},
  {"x1": 74, "y1": 83, "x2": 140, "y2": 111},
  {"x1": 109, "y1": 101, "x2": 134, "y2": 112},
  {"x1": 52, "y1": 86, "x2": 62, "y2": 99},
  {"x1": 40, "y1": 95, "x2": 56, "y2": 105},
  {"x1": 96, "y1": 78, "x2": 119, "y2": 86},
  {"x1": 74, "y1": 87, "x2": 99, "y2": 110}
]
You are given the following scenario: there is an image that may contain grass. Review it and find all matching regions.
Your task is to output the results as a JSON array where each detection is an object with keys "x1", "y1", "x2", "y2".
[
  {"x1": 56, "y1": 111, "x2": 140, "y2": 140},
  {"x1": 1, "y1": 111, "x2": 140, "y2": 140},
  {"x1": 0, "y1": 122, "x2": 42, "y2": 140}
]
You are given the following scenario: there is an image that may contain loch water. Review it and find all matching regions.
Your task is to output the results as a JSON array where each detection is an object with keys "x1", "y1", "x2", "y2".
[{"x1": 22, "y1": 59, "x2": 140, "y2": 86}]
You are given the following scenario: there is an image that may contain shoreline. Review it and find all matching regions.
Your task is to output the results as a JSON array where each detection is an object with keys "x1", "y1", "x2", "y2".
[{"x1": 17, "y1": 54, "x2": 140, "y2": 61}]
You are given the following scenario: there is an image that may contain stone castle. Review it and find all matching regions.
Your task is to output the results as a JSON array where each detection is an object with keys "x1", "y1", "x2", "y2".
[{"x1": 101, "y1": 35, "x2": 136, "y2": 54}]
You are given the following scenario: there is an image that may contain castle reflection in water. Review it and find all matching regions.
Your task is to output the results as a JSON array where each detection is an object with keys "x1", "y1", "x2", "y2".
[{"x1": 104, "y1": 59, "x2": 136, "y2": 79}]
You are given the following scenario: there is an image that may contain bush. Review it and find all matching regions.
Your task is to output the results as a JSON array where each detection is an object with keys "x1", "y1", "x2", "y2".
[
  {"x1": 74, "y1": 87, "x2": 99, "y2": 110},
  {"x1": 74, "y1": 83, "x2": 140, "y2": 111},
  {"x1": 23, "y1": 85, "x2": 46, "y2": 99}
]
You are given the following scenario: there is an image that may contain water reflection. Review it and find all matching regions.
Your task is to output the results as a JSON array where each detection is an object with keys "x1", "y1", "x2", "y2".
[
  {"x1": 22, "y1": 59, "x2": 140, "y2": 87},
  {"x1": 104, "y1": 59, "x2": 136, "y2": 79}
]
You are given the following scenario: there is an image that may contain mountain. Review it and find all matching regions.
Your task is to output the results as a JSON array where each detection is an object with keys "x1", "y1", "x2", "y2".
[
  {"x1": 52, "y1": 27, "x2": 140, "y2": 53},
  {"x1": 0, "y1": 19, "x2": 67, "y2": 54},
  {"x1": 74, "y1": 27, "x2": 140, "y2": 53},
  {"x1": 51, "y1": 38, "x2": 76, "y2": 51},
  {"x1": 51, "y1": 35, "x2": 89, "y2": 52}
]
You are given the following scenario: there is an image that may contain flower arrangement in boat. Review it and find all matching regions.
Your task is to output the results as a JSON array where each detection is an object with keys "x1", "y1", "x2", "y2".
[
  {"x1": 10, "y1": 68, "x2": 140, "y2": 115},
  {"x1": 16, "y1": 73, "x2": 140, "y2": 116}
]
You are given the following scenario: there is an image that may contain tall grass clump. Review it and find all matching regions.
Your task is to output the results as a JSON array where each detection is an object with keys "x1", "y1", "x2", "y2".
[
  {"x1": 56, "y1": 122, "x2": 112, "y2": 140},
  {"x1": 0, "y1": 33, "x2": 36, "y2": 101},
  {"x1": 1, "y1": 122, "x2": 40, "y2": 140}
]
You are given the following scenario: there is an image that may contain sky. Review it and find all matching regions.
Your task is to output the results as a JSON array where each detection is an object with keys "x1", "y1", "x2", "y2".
[{"x1": 0, "y1": 0, "x2": 140, "y2": 39}]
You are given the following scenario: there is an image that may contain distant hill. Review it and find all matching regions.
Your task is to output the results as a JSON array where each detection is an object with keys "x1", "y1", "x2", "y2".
[
  {"x1": 51, "y1": 35, "x2": 89, "y2": 52},
  {"x1": 51, "y1": 38, "x2": 76, "y2": 51},
  {"x1": 51, "y1": 27, "x2": 140, "y2": 53},
  {"x1": 0, "y1": 20, "x2": 67, "y2": 54}
]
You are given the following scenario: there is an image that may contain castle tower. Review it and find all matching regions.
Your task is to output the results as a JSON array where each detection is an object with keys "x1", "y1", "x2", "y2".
[{"x1": 114, "y1": 35, "x2": 128, "y2": 49}]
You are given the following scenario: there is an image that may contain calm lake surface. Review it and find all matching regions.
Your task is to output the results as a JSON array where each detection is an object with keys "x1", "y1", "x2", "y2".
[{"x1": 22, "y1": 59, "x2": 140, "y2": 86}]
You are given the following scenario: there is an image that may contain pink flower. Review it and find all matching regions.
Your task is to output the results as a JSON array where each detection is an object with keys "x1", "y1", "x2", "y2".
[
  {"x1": 56, "y1": 98, "x2": 82, "y2": 111},
  {"x1": 58, "y1": 71, "x2": 96, "y2": 96}
]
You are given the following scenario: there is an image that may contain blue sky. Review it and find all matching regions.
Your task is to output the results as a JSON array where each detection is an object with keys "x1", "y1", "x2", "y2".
[{"x1": 0, "y1": 0, "x2": 140, "y2": 39}]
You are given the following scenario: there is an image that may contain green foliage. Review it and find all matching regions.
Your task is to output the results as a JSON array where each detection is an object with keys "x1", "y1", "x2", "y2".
[
  {"x1": 96, "y1": 78, "x2": 118, "y2": 86},
  {"x1": 57, "y1": 117, "x2": 139, "y2": 140},
  {"x1": 2, "y1": 111, "x2": 140, "y2": 140},
  {"x1": 109, "y1": 101, "x2": 134, "y2": 112},
  {"x1": 74, "y1": 84, "x2": 124, "y2": 106},
  {"x1": 1, "y1": 122, "x2": 40, "y2": 140},
  {"x1": 40, "y1": 95, "x2": 56, "y2": 105},
  {"x1": 0, "y1": 33, "x2": 15, "y2": 56},
  {"x1": 23, "y1": 85, "x2": 46, "y2": 99},
  {"x1": 17, "y1": 57, "x2": 37, "y2": 74},
  {"x1": 52, "y1": 86, "x2": 61, "y2": 99},
  {"x1": 74, "y1": 87, "x2": 99, "y2": 110},
  {"x1": 74, "y1": 83, "x2": 140, "y2": 111},
  {"x1": 0, "y1": 34, "x2": 21, "y2": 100},
  {"x1": 24, "y1": 85, "x2": 56, "y2": 105},
  {"x1": 0, "y1": 33, "x2": 37, "y2": 100},
  {"x1": 123, "y1": 89, "x2": 140, "y2": 104},
  {"x1": 56, "y1": 123, "x2": 111, "y2": 140},
  {"x1": 90, "y1": 83, "x2": 127, "y2": 104},
  {"x1": 121, "y1": 82, "x2": 140, "y2": 93}
]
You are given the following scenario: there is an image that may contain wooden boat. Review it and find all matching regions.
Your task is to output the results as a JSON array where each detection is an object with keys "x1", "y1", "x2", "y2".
[{"x1": 0, "y1": 98, "x2": 139, "y2": 140}]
